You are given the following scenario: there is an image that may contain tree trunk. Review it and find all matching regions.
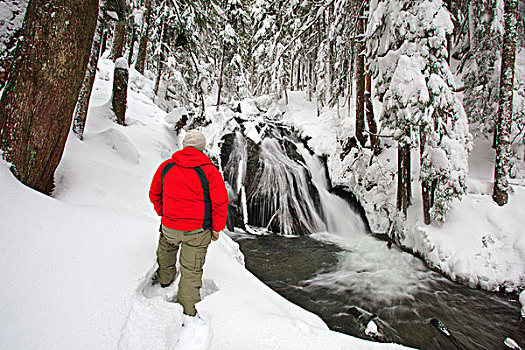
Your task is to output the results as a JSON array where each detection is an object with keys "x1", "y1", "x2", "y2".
[
  {"x1": 296, "y1": 60, "x2": 301, "y2": 90},
  {"x1": 154, "y1": 15, "x2": 166, "y2": 96},
  {"x1": 135, "y1": 0, "x2": 152, "y2": 74},
  {"x1": 444, "y1": 0, "x2": 452, "y2": 64},
  {"x1": 110, "y1": 16, "x2": 127, "y2": 61},
  {"x1": 420, "y1": 128, "x2": 431, "y2": 224},
  {"x1": 0, "y1": 0, "x2": 98, "y2": 194},
  {"x1": 397, "y1": 145, "x2": 406, "y2": 216},
  {"x1": 101, "y1": 29, "x2": 108, "y2": 56},
  {"x1": 365, "y1": 67, "x2": 378, "y2": 151},
  {"x1": 73, "y1": 4, "x2": 106, "y2": 139},
  {"x1": 128, "y1": 22, "x2": 137, "y2": 67},
  {"x1": 493, "y1": 0, "x2": 518, "y2": 206},
  {"x1": 216, "y1": 44, "x2": 226, "y2": 112},
  {"x1": 290, "y1": 56, "x2": 295, "y2": 91},
  {"x1": 112, "y1": 58, "x2": 129, "y2": 126},
  {"x1": 397, "y1": 143, "x2": 411, "y2": 217},
  {"x1": 355, "y1": 7, "x2": 367, "y2": 147}
]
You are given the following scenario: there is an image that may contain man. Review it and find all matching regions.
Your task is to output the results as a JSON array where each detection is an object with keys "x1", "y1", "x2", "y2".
[{"x1": 149, "y1": 130, "x2": 229, "y2": 319}]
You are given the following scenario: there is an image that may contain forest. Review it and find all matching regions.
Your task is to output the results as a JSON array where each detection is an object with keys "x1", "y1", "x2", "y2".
[
  {"x1": 0, "y1": 0, "x2": 524, "y2": 349},
  {"x1": 1, "y1": 0, "x2": 524, "y2": 225}
]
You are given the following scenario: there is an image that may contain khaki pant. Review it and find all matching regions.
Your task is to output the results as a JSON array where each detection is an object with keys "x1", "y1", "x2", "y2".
[{"x1": 156, "y1": 225, "x2": 212, "y2": 316}]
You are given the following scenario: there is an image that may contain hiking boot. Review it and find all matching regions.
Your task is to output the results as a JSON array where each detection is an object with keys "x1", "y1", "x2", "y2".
[{"x1": 151, "y1": 274, "x2": 172, "y2": 288}]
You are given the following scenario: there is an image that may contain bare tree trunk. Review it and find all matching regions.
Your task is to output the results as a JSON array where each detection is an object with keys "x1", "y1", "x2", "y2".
[
  {"x1": 73, "y1": 4, "x2": 106, "y2": 139},
  {"x1": 420, "y1": 128, "x2": 432, "y2": 224},
  {"x1": 493, "y1": 0, "x2": 518, "y2": 206},
  {"x1": 365, "y1": 66, "x2": 378, "y2": 151},
  {"x1": 397, "y1": 143, "x2": 411, "y2": 217},
  {"x1": 135, "y1": 0, "x2": 152, "y2": 74},
  {"x1": 307, "y1": 59, "x2": 313, "y2": 101},
  {"x1": 296, "y1": 59, "x2": 301, "y2": 90},
  {"x1": 154, "y1": 15, "x2": 166, "y2": 95},
  {"x1": 110, "y1": 11, "x2": 127, "y2": 61},
  {"x1": 216, "y1": 44, "x2": 226, "y2": 112},
  {"x1": 290, "y1": 55, "x2": 295, "y2": 91},
  {"x1": 100, "y1": 29, "x2": 108, "y2": 56},
  {"x1": 128, "y1": 21, "x2": 137, "y2": 67},
  {"x1": 444, "y1": 0, "x2": 452, "y2": 64},
  {"x1": 112, "y1": 58, "x2": 129, "y2": 126},
  {"x1": 355, "y1": 7, "x2": 367, "y2": 147},
  {"x1": 0, "y1": 0, "x2": 98, "y2": 194}
]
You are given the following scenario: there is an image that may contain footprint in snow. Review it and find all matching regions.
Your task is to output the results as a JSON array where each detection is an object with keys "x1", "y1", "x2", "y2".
[{"x1": 141, "y1": 267, "x2": 220, "y2": 302}]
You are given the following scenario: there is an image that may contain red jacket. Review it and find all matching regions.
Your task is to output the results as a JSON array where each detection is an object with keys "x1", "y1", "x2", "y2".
[{"x1": 149, "y1": 146, "x2": 229, "y2": 232}]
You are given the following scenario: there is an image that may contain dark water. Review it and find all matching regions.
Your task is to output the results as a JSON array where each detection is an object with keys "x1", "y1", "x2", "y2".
[{"x1": 233, "y1": 233, "x2": 525, "y2": 350}]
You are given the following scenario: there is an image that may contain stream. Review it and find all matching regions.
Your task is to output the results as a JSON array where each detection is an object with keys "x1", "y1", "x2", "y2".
[{"x1": 232, "y1": 232, "x2": 524, "y2": 350}]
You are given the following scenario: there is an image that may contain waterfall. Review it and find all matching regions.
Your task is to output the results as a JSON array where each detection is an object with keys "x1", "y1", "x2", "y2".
[
  {"x1": 222, "y1": 128, "x2": 366, "y2": 237},
  {"x1": 251, "y1": 137, "x2": 325, "y2": 235},
  {"x1": 296, "y1": 143, "x2": 367, "y2": 238}
]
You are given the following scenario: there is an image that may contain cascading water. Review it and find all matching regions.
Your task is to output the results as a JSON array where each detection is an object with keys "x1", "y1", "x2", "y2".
[
  {"x1": 222, "y1": 129, "x2": 366, "y2": 236},
  {"x1": 252, "y1": 137, "x2": 326, "y2": 235},
  {"x1": 296, "y1": 143, "x2": 367, "y2": 238},
  {"x1": 224, "y1": 131, "x2": 249, "y2": 227}
]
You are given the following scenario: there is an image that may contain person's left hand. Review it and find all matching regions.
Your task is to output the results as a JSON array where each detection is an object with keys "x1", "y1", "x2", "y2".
[{"x1": 211, "y1": 231, "x2": 220, "y2": 241}]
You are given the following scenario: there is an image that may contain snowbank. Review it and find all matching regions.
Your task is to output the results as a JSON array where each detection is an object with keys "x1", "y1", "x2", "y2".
[{"x1": 0, "y1": 59, "x2": 410, "y2": 349}]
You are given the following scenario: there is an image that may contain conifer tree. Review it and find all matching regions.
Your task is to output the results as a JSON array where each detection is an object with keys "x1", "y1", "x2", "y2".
[
  {"x1": 367, "y1": 0, "x2": 471, "y2": 223},
  {"x1": 459, "y1": 0, "x2": 503, "y2": 138},
  {"x1": 73, "y1": 2, "x2": 108, "y2": 139}
]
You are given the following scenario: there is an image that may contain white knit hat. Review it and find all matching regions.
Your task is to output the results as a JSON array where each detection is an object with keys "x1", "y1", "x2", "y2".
[{"x1": 183, "y1": 130, "x2": 206, "y2": 151}]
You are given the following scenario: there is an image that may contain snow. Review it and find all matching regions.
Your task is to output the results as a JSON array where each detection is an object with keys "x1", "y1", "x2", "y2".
[
  {"x1": 115, "y1": 57, "x2": 129, "y2": 70},
  {"x1": 106, "y1": 10, "x2": 119, "y2": 21},
  {"x1": 365, "y1": 320, "x2": 379, "y2": 337},
  {"x1": 504, "y1": 337, "x2": 522, "y2": 350},
  {"x1": 0, "y1": 0, "x2": 28, "y2": 55},
  {"x1": 0, "y1": 59, "x2": 410, "y2": 349}
]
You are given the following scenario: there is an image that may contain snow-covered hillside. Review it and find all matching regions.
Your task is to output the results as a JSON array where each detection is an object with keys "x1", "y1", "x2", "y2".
[{"x1": 0, "y1": 59, "x2": 411, "y2": 349}]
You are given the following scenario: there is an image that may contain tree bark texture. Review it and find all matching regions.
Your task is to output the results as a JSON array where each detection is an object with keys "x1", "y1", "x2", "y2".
[
  {"x1": 355, "y1": 9, "x2": 367, "y2": 147},
  {"x1": 420, "y1": 128, "x2": 431, "y2": 224},
  {"x1": 365, "y1": 68, "x2": 378, "y2": 151},
  {"x1": 397, "y1": 144, "x2": 411, "y2": 217},
  {"x1": 73, "y1": 4, "x2": 106, "y2": 139},
  {"x1": 128, "y1": 22, "x2": 137, "y2": 67},
  {"x1": 110, "y1": 0, "x2": 127, "y2": 61},
  {"x1": 101, "y1": 29, "x2": 108, "y2": 56},
  {"x1": 493, "y1": 0, "x2": 518, "y2": 206},
  {"x1": 135, "y1": 0, "x2": 152, "y2": 74},
  {"x1": 0, "y1": 0, "x2": 98, "y2": 194},
  {"x1": 216, "y1": 44, "x2": 227, "y2": 112},
  {"x1": 154, "y1": 15, "x2": 166, "y2": 96},
  {"x1": 112, "y1": 61, "x2": 129, "y2": 126}
]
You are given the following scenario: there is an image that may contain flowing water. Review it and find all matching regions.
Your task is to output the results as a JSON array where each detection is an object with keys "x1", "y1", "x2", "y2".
[
  {"x1": 234, "y1": 233, "x2": 524, "y2": 350},
  {"x1": 223, "y1": 130, "x2": 524, "y2": 349}
]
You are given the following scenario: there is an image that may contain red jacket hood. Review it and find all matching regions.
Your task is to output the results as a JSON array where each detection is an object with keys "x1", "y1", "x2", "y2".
[{"x1": 172, "y1": 146, "x2": 213, "y2": 168}]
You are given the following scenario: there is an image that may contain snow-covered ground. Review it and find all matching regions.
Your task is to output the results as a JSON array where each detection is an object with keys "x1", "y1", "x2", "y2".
[{"x1": 0, "y1": 59, "x2": 411, "y2": 349}]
